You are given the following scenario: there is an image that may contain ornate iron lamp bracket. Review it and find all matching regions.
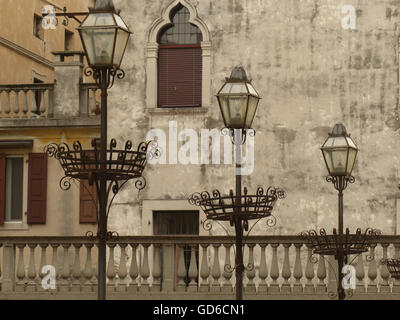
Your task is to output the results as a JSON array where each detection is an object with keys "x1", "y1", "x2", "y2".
[{"x1": 326, "y1": 175, "x2": 355, "y2": 192}]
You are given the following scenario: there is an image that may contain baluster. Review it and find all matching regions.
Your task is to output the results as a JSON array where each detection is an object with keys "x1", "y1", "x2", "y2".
[
  {"x1": 379, "y1": 243, "x2": 390, "y2": 293},
  {"x1": 176, "y1": 245, "x2": 187, "y2": 292},
  {"x1": 293, "y1": 244, "x2": 303, "y2": 293},
  {"x1": 38, "y1": 244, "x2": 48, "y2": 292},
  {"x1": 117, "y1": 243, "x2": 128, "y2": 292},
  {"x1": 392, "y1": 244, "x2": 400, "y2": 293},
  {"x1": 304, "y1": 244, "x2": 315, "y2": 293},
  {"x1": 139, "y1": 244, "x2": 150, "y2": 292},
  {"x1": 128, "y1": 244, "x2": 139, "y2": 292},
  {"x1": 51, "y1": 243, "x2": 60, "y2": 285},
  {"x1": 245, "y1": 244, "x2": 256, "y2": 292},
  {"x1": 60, "y1": 244, "x2": 71, "y2": 292},
  {"x1": 211, "y1": 244, "x2": 221, "y2": 292},
  {"x1": 107, "y1": 244, "x2": 116, "y2": 292},
  {"x1": 83, "y1": 244, "x2": 94, "y2": 292},
  {"x1": 258, "y1": 244, "x2": 268, "y2": 293},
  {"x1": 151, "y1": 244, "x2": 161, "y2": 292},
  {"x1": 187, "y1": 245, "x2": 198, "y2": 292},
  {"x1": 269, "y1": 244, "x2": 280, "y2": 293},
  {"x1": 4, "y1": 90, "x2": 11, "y2": 117},
  {"x1": 316, "y1": 255, "x2": 327, "y2": 292},
  {"x1": 71, "y1": 244, "x2": 82, "y2": 292},
  {"x1": 12, "y1": 90, "x2": 20, "y2": 117},
  {"x1": 16, "y1": 244, "x2": 26, "y2": 292},
  {"x1": 21, "y1": 89, "x2": 28, "y2": 117},
  {"x1": 355, "y1": 254, "x2": 366, "y2": 293},
  {"x1": 30, "y1": 90, "x2": 38, "y2": 116},
  {"x1": 367, "y1": 244, "x2": 378, "y2": 293},
  {"x1": 222, "y1": 244, "x2": 233, "y2": 292},
  {"x1": 199, "y1": 244, "x2": 210, "y2": 292},
  {"x1": 281, "y1": 243, "x2": 292, "y2": 293},
  {"x1": 39, "y1": 90, "x2": 46, "y2": 115},
  {"x1": 26, "y1": 244, "x2": 37, "y2": 292}
]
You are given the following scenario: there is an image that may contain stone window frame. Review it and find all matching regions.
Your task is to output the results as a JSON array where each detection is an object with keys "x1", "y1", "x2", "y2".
[
  {"x1": 142, "y1": 200, "x2": 206, "y2": 236},
  {"x1": 146, "y1": 0, "x2": 211, "y2": 113}
]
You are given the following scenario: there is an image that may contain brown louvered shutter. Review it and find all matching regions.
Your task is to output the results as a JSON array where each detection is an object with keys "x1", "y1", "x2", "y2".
[
  {"x1": 27, "y1": 153, "x2": 47, "y2": 224},
  {"x1": 79, "y1": 180, "x2": 98, "y2": 224},
  {"x1": 0, "y1": 154, "x2": 5, "y2": 225},
  {"x1": 79, "y1": 151, "x2": 98, "y2": 223},
  {"x1": 158, "y1": 45, "x2": 202, "y2": 108}
]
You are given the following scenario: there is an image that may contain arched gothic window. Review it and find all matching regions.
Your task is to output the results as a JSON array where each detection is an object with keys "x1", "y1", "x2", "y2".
[{"x1": 157, "y1": 4, "x2": 203, "y2": 108}]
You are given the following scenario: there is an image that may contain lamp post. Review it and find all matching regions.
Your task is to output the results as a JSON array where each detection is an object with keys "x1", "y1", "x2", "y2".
[
  {"x1": 45, "y1": 0, "x2": 158, "y2": 301},
  {"x1": 321, "y1": 123, "x2": 359, "y2": 300},
  {"x1": 218, "y1": 66, "x2": 260, "y2": 301},
  {"x1": 77, "y1": 1, "x2": 131, "y2": 301},
  {"x1": 190, "y1": 66, "x2": 285, "y2": 300},
  {"x1": 302, "y1": 123, "x2": 380, "y2": 300}
]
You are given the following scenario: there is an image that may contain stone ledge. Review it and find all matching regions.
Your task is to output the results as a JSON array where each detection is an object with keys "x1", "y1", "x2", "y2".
[
  {"x1": 0, "y1": 116, "x2": 101, "y2": 129},
  {"x1": 147, "y1": 107, "x2": 208, "y2": 116}
]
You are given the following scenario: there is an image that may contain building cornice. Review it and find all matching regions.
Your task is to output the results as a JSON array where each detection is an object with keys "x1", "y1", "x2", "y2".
[{"x1": 0, "y1": 36, "x2": 54, "y2": 69}]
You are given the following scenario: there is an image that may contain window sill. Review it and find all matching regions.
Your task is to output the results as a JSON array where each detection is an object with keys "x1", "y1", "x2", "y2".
[
  {"x1": 0, "y1": 221, "x2": 29, "y2": 231},
  {"x1": 147, "y1": 107, "x2": 208, "y2": 116}
]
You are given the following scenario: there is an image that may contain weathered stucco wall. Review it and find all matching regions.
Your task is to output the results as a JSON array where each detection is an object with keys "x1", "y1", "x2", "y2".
[{"x1": 105, "y1": 0, "x2": 400, "y2": 236}]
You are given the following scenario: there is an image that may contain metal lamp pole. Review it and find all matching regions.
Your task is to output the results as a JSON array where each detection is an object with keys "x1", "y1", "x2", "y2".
[
  {"x1": 234, "y1": 129, "x2": 244, "y2": 301},
  {"x1": 336, "y1": 177, "x2": 345, "y2": 301},
  {"x1": 98, "y1": 69, "x2": 109, "y2": 301}
]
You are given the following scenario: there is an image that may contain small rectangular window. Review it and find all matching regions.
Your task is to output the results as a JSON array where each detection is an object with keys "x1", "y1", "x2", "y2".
[
  {"x1": 5, "y1": 157, "x2": 24, "y2": 221},
  {"x1": 65, "y1": 30, "x2": 74, "y2": 51},
  {"x1": 34, "y1": 14, "x2": 44, "y2": 40}
]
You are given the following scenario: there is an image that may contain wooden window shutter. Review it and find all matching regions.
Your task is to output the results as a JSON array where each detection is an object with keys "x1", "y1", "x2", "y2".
[
  {"x1": 0, "y1": 154, "x2": 5, "y2": 225},
  {"x1": 27, "y1": 153, "x2": 47, "y2": 224},
  {"x1": 158, "y1": 46, "x2": 202, "y2": 108},
  {"x1": 79, "y1": 152, "x2": 98, "y2": 223}
]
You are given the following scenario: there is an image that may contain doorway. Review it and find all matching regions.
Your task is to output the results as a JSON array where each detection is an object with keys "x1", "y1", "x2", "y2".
[{"x1": 153, "y1": 210, "x2": 199, "y2": 286}]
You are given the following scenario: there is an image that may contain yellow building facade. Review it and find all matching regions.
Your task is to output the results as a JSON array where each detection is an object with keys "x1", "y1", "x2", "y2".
[{"x1": 0, "y1": 0, "x2": 94, "y2": 84}]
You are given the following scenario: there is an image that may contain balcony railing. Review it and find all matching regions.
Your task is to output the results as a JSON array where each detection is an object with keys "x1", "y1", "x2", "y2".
[
  {"x1": 0, "y1": 235, "x2": 399, "y2": 299},
  {"x1": 0, "y1": 84, "x2": 54, "y2": 119},
  {"x1": 0, "y1": 83, "x2": 99, "y2": 120}
]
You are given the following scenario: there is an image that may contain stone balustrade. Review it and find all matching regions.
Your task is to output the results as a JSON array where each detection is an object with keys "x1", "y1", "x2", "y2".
[
  {"x1": 0, "y1": 84, "x2": 54, "y2": 119},
  {"x1": 0, "y1": 235, "x2": 399, "y2": 299},
  {"x1": 0, "y1": 83, "x2": 99, "y2": 120}
]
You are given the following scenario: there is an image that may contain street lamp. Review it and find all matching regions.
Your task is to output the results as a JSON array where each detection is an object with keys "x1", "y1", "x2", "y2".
[
  {"x1": 190, "y1": 66, "x2": 285, "y2": 300},
  {"x1": 78, "y1": 7, "x2": 131, "y2": 69},
  {"x1": 321, "y1": 123, "x2": 358, "y2": 178},
  {"x1": 302, "y1": 123, "x2": 380, "y2": 300},
  {"x1": 45, "y1": 0, "x2": 158, "y2": 301},
  {"x1": 216, "y1": 66, "x2": 261, "y2": 130},
  {"x1": 322, "y1": 123, "x2": 357, "y2": 300}
]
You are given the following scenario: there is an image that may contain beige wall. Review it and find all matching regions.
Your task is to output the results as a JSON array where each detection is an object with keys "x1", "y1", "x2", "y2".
[{"x1": 0, "y1": 0, "x2": 94, "y2": 84}]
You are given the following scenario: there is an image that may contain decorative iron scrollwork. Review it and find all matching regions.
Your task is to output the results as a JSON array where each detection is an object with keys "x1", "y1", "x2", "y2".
[
  {"x1": 220, "y1": 128, "x2": 257, "y2": 145},
  {"x1": 382, "y1": 258, "x2": 400, "y2": 279},
  {"x1": 326, "y1": 175, "x2": 355, "y2": 191},
  {"x1": 189, "y1": 186, "x2": 285, "y2": 222},
  {"x1": 84, "y1": 66, "x2": 126, "y2": 89},
  {"x1": 301, "y1": 227, "x2": 382, "y2": 257}
]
